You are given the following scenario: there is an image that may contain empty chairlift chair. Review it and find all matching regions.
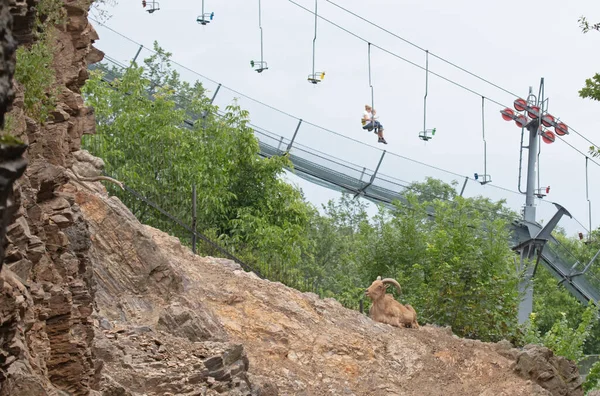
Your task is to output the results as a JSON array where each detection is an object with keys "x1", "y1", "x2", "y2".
[
  {"x1": 419, "y1": 128, "x2": 435, "y2": 141},
  {"x1": 197, "y1": 11, "x2": 215, "y2": 25},
  {"x1": 142, "y1": 0, "x2": 160, "y2": 13}
]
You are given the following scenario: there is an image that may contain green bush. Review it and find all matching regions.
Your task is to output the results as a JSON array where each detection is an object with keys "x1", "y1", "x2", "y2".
[
  {"x1": 584, "y1": 360, "x2": 600, "y2": 393},
  {"x1": 14, "y1": 0, "x2": 65, "y2": 123}
]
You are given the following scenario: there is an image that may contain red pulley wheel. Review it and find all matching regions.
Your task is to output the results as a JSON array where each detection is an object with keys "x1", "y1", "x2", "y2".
[
  {"x1": 514, "y1": 98, "x2": 527, "y2": 112},
  {"x1": 541, "y1": 114, "x2": 555, "y2": 127},
  {"x1": 528, "y1": 106, "x2": 540, "y2": 119},
  {"x1": 515, "y1": 115, "x2": 528, "y2": 128},
  {"x1": 555, "y1": 122, "x2": 568, "y2": 136},
  {"x1": 501, "y1": 108, "x2": 515, "y2": 121},
  {"x1": 542, "y1": 131, "x2": 555, "y2": 144}
]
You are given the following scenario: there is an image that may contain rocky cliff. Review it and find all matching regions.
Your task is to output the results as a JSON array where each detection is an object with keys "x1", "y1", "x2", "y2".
[
  {"x1": 1, "y1": 1, "x2": 99, "y2": 394},
  {"x1": 0, "y1": 1, "x2": 589, "y2": 395}
]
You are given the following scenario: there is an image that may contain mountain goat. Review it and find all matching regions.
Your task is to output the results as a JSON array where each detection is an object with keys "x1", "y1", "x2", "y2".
[{"x1": 365, "y1": 276, "x2": 419, "y2": 329}]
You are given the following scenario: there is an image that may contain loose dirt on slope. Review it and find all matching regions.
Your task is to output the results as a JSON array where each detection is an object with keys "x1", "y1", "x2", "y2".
[{"x1": 70, "y1": 172, "x2": 559, "y2": 396}]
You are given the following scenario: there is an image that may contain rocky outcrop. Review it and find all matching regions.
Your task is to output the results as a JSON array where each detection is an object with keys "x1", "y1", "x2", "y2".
[
  {"x1": 10, "y1": 0, "x2": 38, "y2": 46},
  {"x1": 157, "y1": 302, "x2": 229, "y2": 343},
  {"x1": 514, "y1": 345, "x2": 583, "y2": 396},
  {"x1": 1, "y1": 0, "x2": 17, "y2": 126},
  {"x1": 0, "y1": 0, "x2": 103, "y2": 394},
  {"x1": 0, "y1": 141, "x2": 27, "y2": 268},
  {"x1": 94, "y1": 322, "x2": 262, "y2": 395},
  {"x1": 1, "y1": 0, "x2": 22, "y2": 269}
]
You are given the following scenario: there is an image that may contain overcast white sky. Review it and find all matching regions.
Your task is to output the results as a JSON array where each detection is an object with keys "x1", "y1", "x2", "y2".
[{"x1": 90, "y1": 0, "x2": 600, "y2": 237}]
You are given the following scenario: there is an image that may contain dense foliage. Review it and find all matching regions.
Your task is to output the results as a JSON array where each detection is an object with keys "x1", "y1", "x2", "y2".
[{"x1": 83, "y1": 43, "x2": 313, "y2": 287}]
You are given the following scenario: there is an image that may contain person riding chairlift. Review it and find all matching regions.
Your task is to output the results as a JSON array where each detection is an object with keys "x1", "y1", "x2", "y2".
[{"x1": 361, "y1": 104, "x2": 387, "y2": 144}]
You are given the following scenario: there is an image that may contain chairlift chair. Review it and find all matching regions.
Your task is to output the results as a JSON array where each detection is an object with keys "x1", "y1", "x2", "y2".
[
  {"x1": 250, "y1": 60, "x2": 268, "y2": 73},
  {"x1": 142, "y1": 0, "x2": 160, "y2": 13},
  {"x1": 474, "y1": 173, "x2": 492, "y2": 185},
  {"x1": 418, "y1": 128, "x2": 436, "y2": 141},
  {"x1": 307, "y1": 72, "x2": 325, "y2": 84},
  {"x1": 197, "y1": 12, "x2": 215, "y2": 25}
]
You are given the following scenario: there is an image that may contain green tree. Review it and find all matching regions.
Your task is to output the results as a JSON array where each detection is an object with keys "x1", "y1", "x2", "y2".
[
  {"x1": 407, "y1": 176, "x2": 458, "y2": 202},
  {"x1": 416, "y1": 196, "x2": 520, "y2": 341},
  {"x1": 350, "y1": 178, "x2": 521, "y2": 341},
  {"x1": 82, "y1": 43, "x2": 314, "y2": 288},
  {"x1": 305, "y1": 194, "x2": 370, "y2": 308},
  {"x1": 521, "y1": 302, "x2": 599, "y2": 363},
  {"x1": 531, "y1": 265, "x2": 585, "y2": 337}
]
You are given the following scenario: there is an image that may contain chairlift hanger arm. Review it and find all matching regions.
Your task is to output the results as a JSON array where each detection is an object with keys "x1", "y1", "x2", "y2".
[
  {"x1": 312, "y1": 0, "x2": 318, "y2": 77},
  {"x1": 587, "y1": 156, "x2": 593, "y2": 238},
  {"x1": 251, "y1": 0, "x2": 269, "y2": 72},
  {"x1": 306, "y1": 0, "x2": 325, "y2": 83},
  {"x1": 476, "y1": 96, "x2": 491, "y2": 185},
  {"x1": 423, "y1": 50, "x2": 428, "y2": 133},
  {"x1": 368, "y1": 42, "x2": 374, "y2": 116}
]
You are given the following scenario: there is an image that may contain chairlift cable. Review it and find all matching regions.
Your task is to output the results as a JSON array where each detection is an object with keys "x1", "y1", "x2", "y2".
[
  {"x1": 289, "y1": 0, "x2": 600, "y2": 151},
  {"x1": 94, "y1": 17, "x2": 600, "y2": 184},
  {"x1": 324, "y1": 0, "x2": 521, "y2": 99},
  {"x1": 286, "y1": 0, "x2": 508, "y2": 108}
]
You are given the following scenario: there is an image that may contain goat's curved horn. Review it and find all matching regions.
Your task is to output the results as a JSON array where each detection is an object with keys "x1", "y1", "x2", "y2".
[
  {"x1": 376, "y1": 276, "x2": 382, "y2": 281},
  {"x1": 381, "y1": 278, "x2": 401, "y2": 294}
]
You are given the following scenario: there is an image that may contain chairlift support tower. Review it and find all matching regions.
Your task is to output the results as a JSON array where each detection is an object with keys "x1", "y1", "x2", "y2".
[{"x1": 500, "y1": 78, "x2": 576, "y2": 323}]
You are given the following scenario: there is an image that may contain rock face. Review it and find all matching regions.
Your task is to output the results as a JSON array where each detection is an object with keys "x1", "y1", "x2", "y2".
[
  {"x1": 94, "y1": 323, "x2": 258, "y2": 395},
  {"x1": 0, "y1": 0, "x2": 17, "y2": 126},
  {"x1": 0, "y1": 142, "x2": 27, "y2": 268},
  {"x1": 0, "y1": 0, "x2": 102, "y2": 394}
]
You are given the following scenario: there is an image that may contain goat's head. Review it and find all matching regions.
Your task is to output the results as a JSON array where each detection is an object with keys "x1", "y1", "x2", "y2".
[{"x1": 365, "y1": 276, "x2": 402, "y2": 301}]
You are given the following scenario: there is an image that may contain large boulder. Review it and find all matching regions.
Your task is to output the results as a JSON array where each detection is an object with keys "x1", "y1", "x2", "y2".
[{"x1": 514, "y1": 344, "x2": 583, "y2": 396}]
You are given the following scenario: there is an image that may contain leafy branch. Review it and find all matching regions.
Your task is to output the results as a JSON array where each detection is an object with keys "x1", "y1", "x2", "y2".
[
  {"x1": 579, "y1": 16, "x2": 600, "y2": 33},
  {"x1": 14, "y1": 0, "x2": 66, "y2": 123}
]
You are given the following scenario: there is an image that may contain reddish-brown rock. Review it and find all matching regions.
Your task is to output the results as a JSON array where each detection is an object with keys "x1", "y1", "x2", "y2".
[{"x1": 1, "y1": 1, "x2": 101, "y2": 395}]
